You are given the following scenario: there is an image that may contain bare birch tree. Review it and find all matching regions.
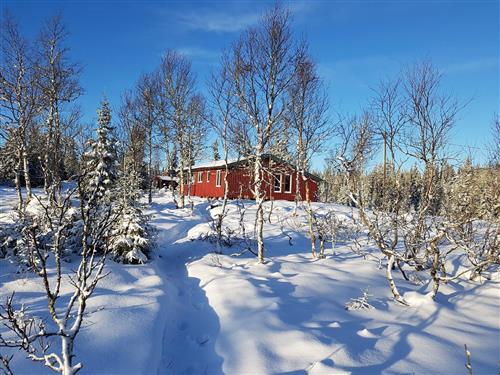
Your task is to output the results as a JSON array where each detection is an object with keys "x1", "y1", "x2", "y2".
[
  {"x1": 159, "y1": 51, "x2": 196, "y2": 209},
  {"x1": 119, "y1": 90, "x2": 147, "y2": 180},
  {"x1": 207, "y1": 53, "x2": 238, "y2": 252},
  {"x1": 401, "y1": 61, "x2": 466, "y2": 264},
  {"x1": 36, "y1": 15, "x2": 82, "y2": 202},
  {"x1": 287, "y1": 46, "x2": 330, "y2": 209},
  {"x1": 184, "y1": 94, "x2": 207, "y2": 206},
  {"x1": 333, "y1": 111, "x2": 413, "y2": 304},
  {"x1": 129, "y1": 73, "x2": 162, "y2": 204},
  {"x1": 285, "y1": 45, "x2": 330, "y2": 257},
  {"x1": 228, "y1": 5, "x2": 298, "y2": 263},
  {"x1": 0, "y1": 13, "x2": 41, "y2": 211}
]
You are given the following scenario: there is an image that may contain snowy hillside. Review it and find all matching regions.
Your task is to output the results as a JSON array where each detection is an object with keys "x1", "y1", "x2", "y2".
[{"x1": 0, "y1": 188, "x2": 499, "y2": 374}]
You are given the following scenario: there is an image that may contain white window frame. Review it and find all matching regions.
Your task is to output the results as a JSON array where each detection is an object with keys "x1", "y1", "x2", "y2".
[
  {"x1": 198, "y1": 171, "x2": 203, "y2": 183},
  {"x1": 207, "y1": 170, "x2": 210, "y2": 182},
  {"x1": 216, "y1": 170, "x2": 222, "y2": 187},
  {"x1": 273, "y1": 173, "x2": 282, "y2": 193},
  {"x1": 284, "y1": 174, "x2": 292, "y2": 193}
]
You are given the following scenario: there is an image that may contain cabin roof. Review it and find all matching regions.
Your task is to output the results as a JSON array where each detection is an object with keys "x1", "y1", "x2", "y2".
[
  {"x1": 186, "y1": 154, "x2": 323, "y2": 182},
  {"x1": 157, "y1": 176, "x2": 179, "y2": 181}
]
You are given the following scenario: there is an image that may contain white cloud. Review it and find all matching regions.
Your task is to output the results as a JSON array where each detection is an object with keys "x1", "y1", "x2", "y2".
[
  {"x1": 172, "y1": 1, "x2": 314, "y2": 33},
  {"x1": 445, "y1": 57, "x2": 499, "y2": 74},
  {"x1": 176, "y1": 46, "x2": 220, "y2": 61},
  {"x1": 178, "y1": 10, "x2": 261, "y2": 33}
]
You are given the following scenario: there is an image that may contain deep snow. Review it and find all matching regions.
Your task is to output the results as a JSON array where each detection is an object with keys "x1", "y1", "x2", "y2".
[{"x1": 0, "y1": 187, "x2": 499, "y2": 374}]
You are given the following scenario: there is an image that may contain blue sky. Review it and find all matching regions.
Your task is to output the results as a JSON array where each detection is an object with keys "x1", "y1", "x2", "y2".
[{"x1": 2, "y1": 0, "x2": 498, "y2": 168}]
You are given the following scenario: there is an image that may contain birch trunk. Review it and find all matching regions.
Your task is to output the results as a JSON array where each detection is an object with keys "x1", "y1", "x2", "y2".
[
  {"x1": 15, "y1": 148, "x2": 24, "y2": 213},
  {"x1": 216, "y1": 142, "x2": 230, "y2": 253},
  {"x1": 21, "y1": 142, "x2": 32, "y2": 201},
  {"x1": 254, "y1": 154, "x2": 265, "y2": 263},
  {"x1": 187, "y1": 164, "x2": 193, "y2": 212},
  {"x1": 179, "y1": 168, "x2": 185, "y2": 209},
  {"x1": 44, "y1": 104, "x2": 54, "y2": 194},
  {"x1": 293, "y1": 133, "x2": 304, "y2": 215},
  {"x1": 147, "y1": 126, "x2": 153, "y2": 204},
  {"x1": 305, "y1": 172, "x2": 317, "y2": 258},
  {"x1": 429, "y1": 234, "x2": 444, "y2": 299},
  {"x1": 386, "y1": 254, "x2": 408, "y2": 305}
]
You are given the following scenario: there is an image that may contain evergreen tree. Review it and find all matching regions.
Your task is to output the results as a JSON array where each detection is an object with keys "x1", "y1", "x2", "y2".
[
  {"x1": 269, "y1": 124, "x2": 292, "y2": 162},
  {"x1": 82, "y1": 100, "x2": 118, "y2": 200},
  {"x1": 406, "y1": 165, "x2": 422, "y2": 212},
  {"x1": 212, "y1": 140, "x2": 220, "y2": 160},
  {"x1": 166, "y1": 143, "x2": 178, "y2": 171},
  {"x1": 110, "y1": 166, "x2": 150, "y2": 264}
]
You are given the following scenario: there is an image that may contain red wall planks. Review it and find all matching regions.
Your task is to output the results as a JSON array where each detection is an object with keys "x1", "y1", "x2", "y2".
[{"x1": 183, "y1": 159, "x2": 318, "y2": 202}]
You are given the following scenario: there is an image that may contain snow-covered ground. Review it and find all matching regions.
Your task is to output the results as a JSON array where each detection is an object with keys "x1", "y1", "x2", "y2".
[{"x1": 0, "y1": 187, "x2": 499, "y2": 374}]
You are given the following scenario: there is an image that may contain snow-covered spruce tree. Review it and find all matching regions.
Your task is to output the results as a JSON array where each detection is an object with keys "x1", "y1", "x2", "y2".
[
  {"x1": 81, "y1": 100, "x2": 150, "y2": 263},
  {"x1": 109, "y1": 166, "x2": 151, "y2": 264},
  {"x1": 212, "y1": 139, "x2": 220, "y2": 161},
  {"x1": 82, "y1": 99, "x2": 118, "y2": 201},
  {"x1": 79, "y1": 99, "x2": 118, "y2": 257}
]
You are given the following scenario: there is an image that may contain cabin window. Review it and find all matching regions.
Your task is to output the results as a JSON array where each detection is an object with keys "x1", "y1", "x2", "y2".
[
  {"x1": 273, "y1": 174, "x2": 282, "y2": 193},
  {"x1": 207, "y1": 171, "x2": 210, "y2": 182},
  {"x1": 284, "y1": 174, "x2": 292, "y2": 193},
  {"x1": 216, "y1": 170, "x2": 222, "y2": 187},
  {"x1": 198, "y1": 171, "x2": 203, "y2": 183}
]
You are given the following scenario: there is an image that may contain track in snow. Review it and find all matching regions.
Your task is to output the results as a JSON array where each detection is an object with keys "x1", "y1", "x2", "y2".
[{"x1": 149, "y1": 199, "x2": 224, "y2": 375}]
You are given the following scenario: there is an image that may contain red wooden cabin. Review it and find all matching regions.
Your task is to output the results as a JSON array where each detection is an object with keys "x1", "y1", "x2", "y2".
[{"x1": 181, "y1": 154, "x2": 321, "y2": 202}]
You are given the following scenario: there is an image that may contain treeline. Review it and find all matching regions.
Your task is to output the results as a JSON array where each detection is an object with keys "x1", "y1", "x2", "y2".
[{"x1": 320, "y1": 159, "x2": 499, "y2": 221}]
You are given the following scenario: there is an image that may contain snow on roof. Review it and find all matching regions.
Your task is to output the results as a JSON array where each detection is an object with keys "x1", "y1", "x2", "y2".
[
  {"x1": 158, "y1": 176, "x2": 179, "y2": 181},
  {"x1": 188, "y1": 158, "x2": 241, "y2": 170},
  {"x1": 186, "y1": 154, "x2": 323, "y2": 181}
]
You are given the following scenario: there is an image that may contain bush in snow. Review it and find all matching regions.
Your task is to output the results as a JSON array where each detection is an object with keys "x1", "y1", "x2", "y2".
[
  {"x1": 0, "y1": 194, "x2": 83, "y2": 270},
  {"x1": 313, "y1": 209, "x2": 341, "y2": 258},
  {"x1": 0, "y1": 220, "x2": 30, "y2": 266},
  {"x1": 345, "y1": 288, "x2": 374, "y2": 310}
]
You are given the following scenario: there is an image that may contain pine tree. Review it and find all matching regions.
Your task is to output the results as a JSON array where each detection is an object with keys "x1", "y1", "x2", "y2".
[
  {"x1": 82, "y1": 100, "x2": 118, "y2": 200},
  {"x1": 110, "y1": 166, "x2": 150, "y2": 264},
  {"x1": 212, "y1": 140, "x2": 220, "y2": 160},
  {"x1": 406, "y1": 165, "x2": 421, "y2": 212},
  {"x1": 269, "y1": 125, "x2": 292, "y2": 162}
]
